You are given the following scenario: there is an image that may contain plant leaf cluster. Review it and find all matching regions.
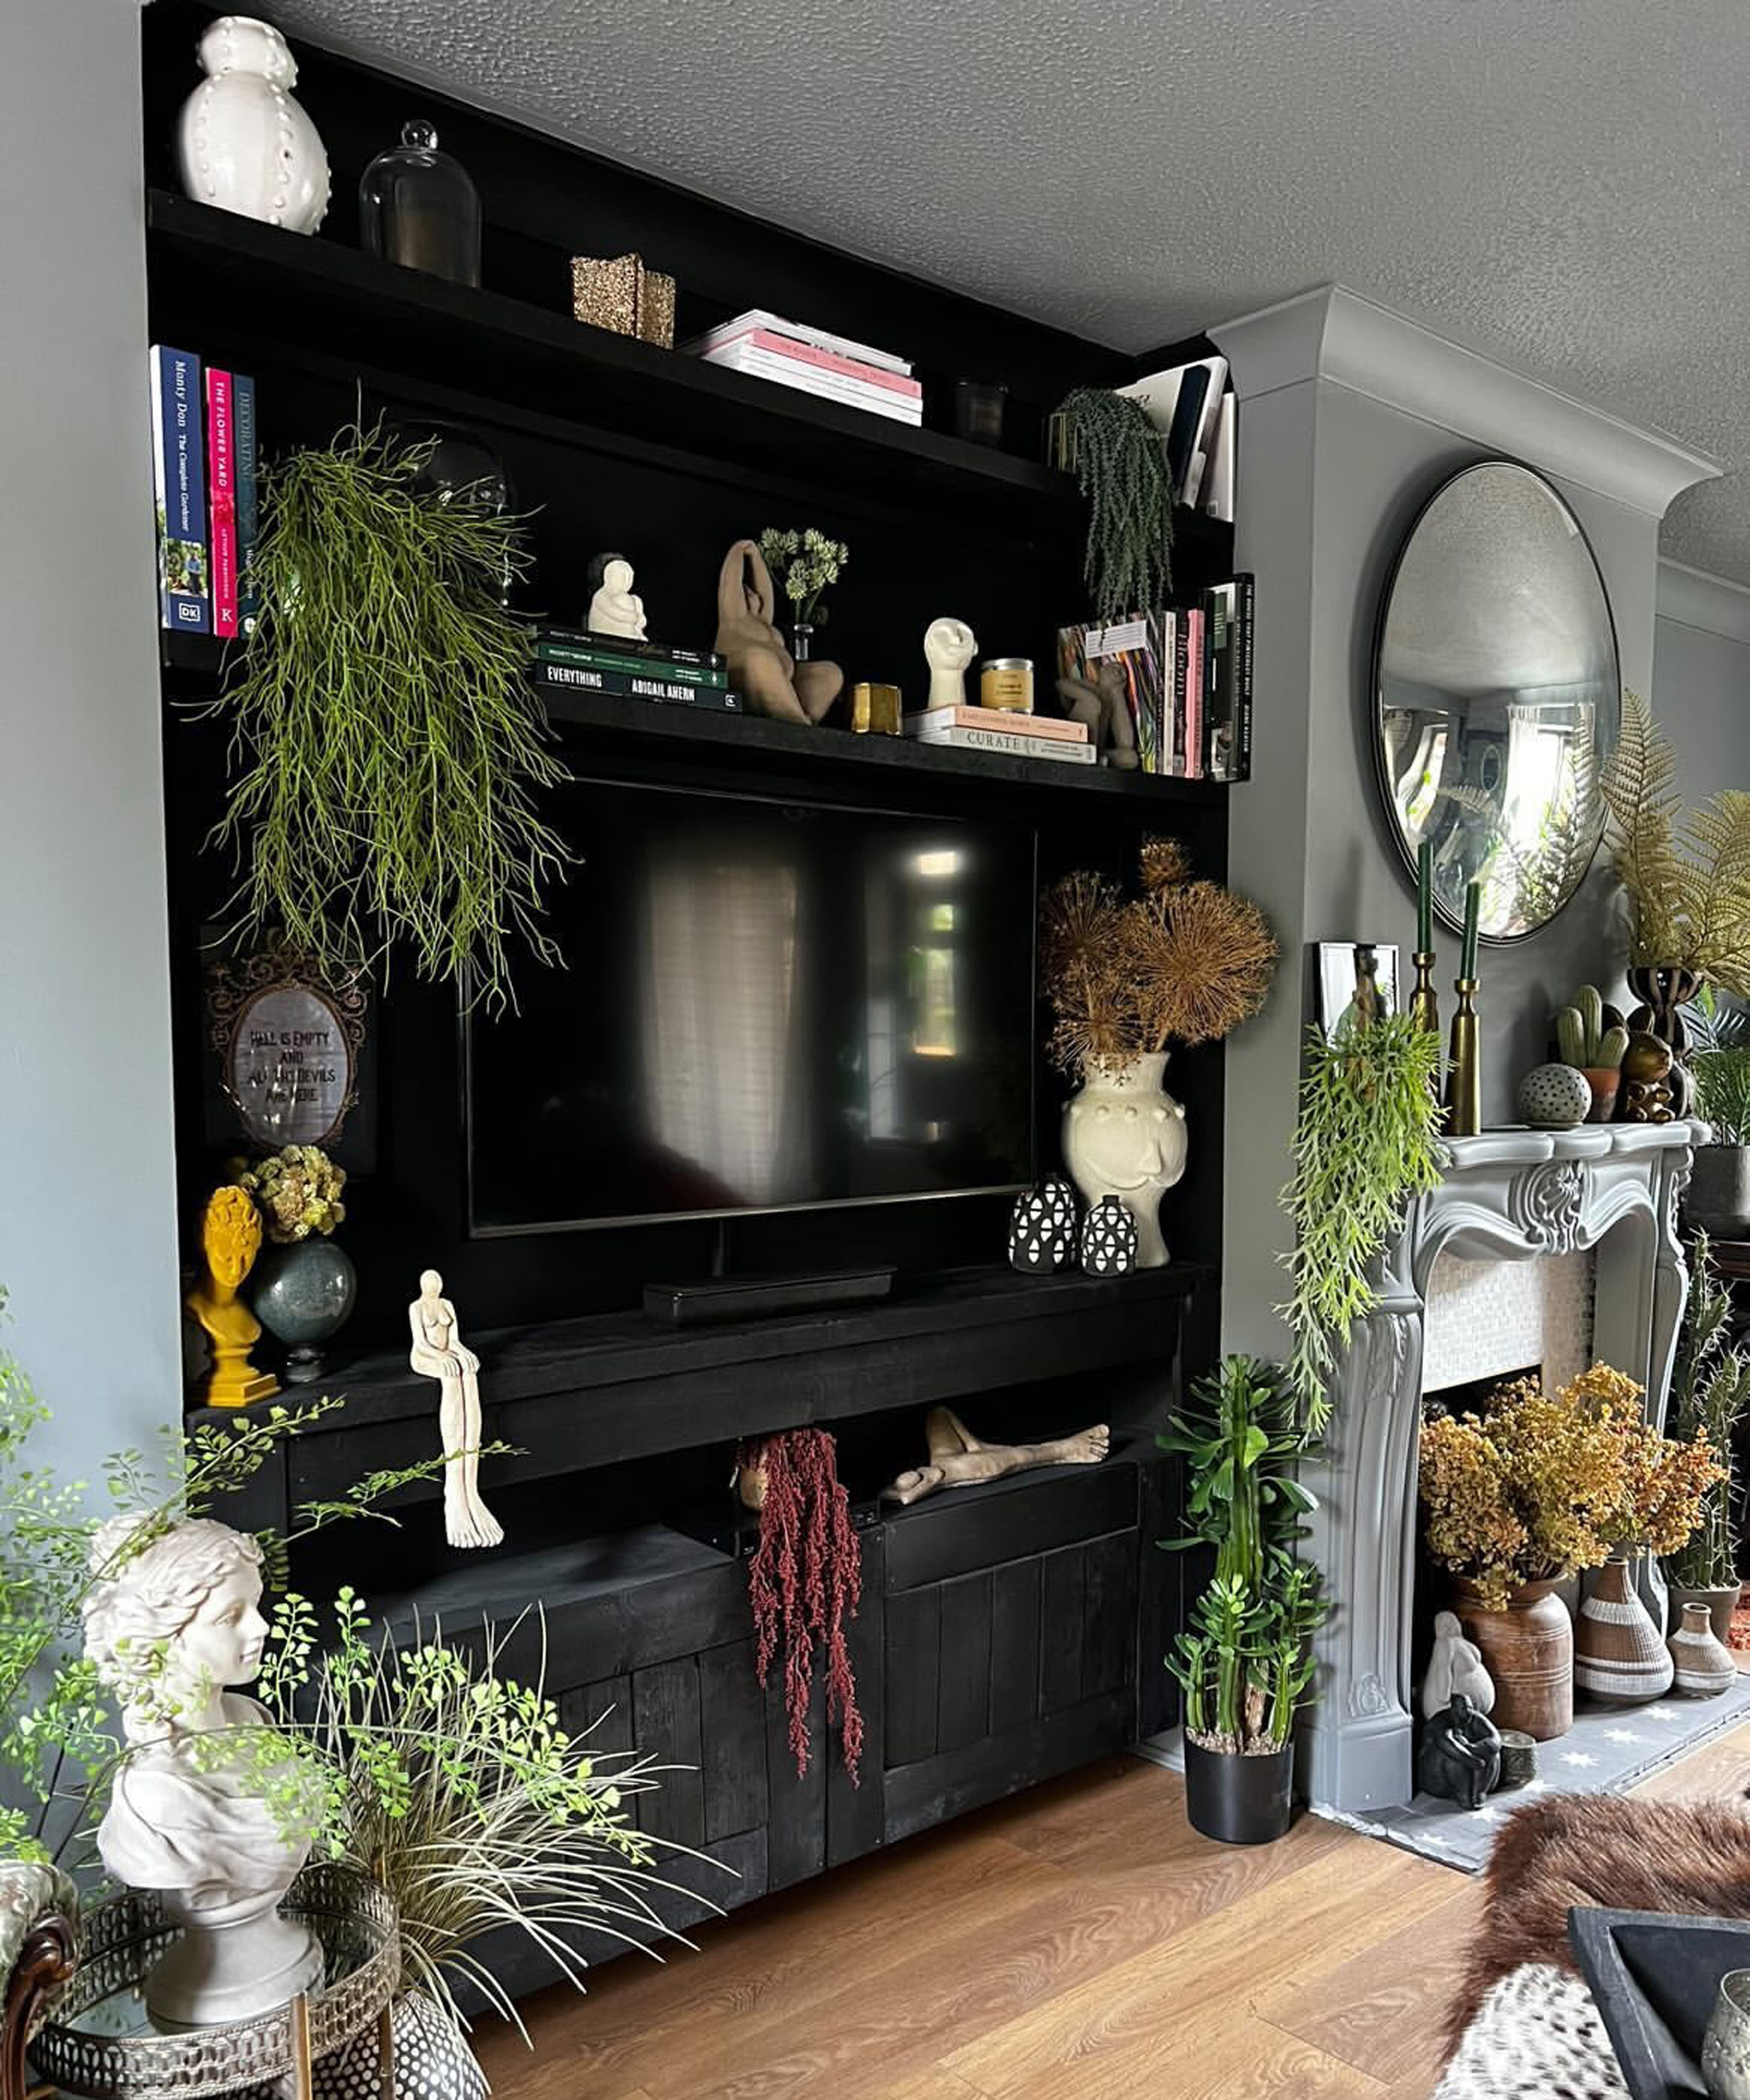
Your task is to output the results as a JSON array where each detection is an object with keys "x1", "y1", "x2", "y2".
[
  {"x1": 1054, "y1": 388, "x2": 1173, "y2": 625},
  {"x1": 1666, "y1": 1234, "x2": 1750, "y2": 1590}
]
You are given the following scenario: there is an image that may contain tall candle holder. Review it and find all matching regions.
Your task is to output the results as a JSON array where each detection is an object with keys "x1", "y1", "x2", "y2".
[
  {"x1": 1446, "y1": 978, "x2": 1480, "y2": 1137},
  {"x1": 1409, "y1": 950, "x2": 1440, "y2": 1039}
]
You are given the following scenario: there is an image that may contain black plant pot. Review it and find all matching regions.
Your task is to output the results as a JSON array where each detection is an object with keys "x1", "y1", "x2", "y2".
[{"x1": 1183, "y1": 1738, "x2": 1295, "y2": 1845}]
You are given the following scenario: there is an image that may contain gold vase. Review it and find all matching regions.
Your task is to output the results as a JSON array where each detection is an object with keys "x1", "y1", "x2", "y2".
[{"x1": 1446, "y1": 978, "x2": 1480, "y2": 1137}]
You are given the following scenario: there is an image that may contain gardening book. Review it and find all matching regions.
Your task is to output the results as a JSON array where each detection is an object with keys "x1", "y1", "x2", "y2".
[
  {"x1": 205, "y1": 368, "x2": 239, "y2": 639},
  {"x1": 233, "y1": 372, "x2": 260, "y2": 634},
  {"x1": 150, "y1": 344, "x2": 210, "y2": 634}
]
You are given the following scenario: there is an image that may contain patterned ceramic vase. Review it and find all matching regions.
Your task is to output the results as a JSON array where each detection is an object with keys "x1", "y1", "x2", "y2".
[
  {"x1": 1574, "y1": 1557, "x2": 1674, "y2": 1704},
  {"x1": 1008, "y1": 1179, "x2": 1078, "y2": 1274},
  {"x1": 313, "y1": 1990, "x2": 486, "y2": 2100},
  {"x1": 1079, "y1": 1195, "x2": 1139, "y2": 1278},
  {"x1": 1669, "y1": 1600, "x2": 1737, "y2": 1698},
  {"x1": 1452, "y1": 1578, "x2": 1573, "y2": 1740},
  {"x1": 176, "y1": 18, "x2": 331, "y2": 234},
  {"x1": 1516, "y1": 1062, "x2": 1592, "y2": 1130}
]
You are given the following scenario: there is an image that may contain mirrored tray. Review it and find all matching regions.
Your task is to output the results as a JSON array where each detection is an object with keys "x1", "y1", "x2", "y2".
[{"x1": 32, "y1": 1865, "x2": 398, "y2": 2100}]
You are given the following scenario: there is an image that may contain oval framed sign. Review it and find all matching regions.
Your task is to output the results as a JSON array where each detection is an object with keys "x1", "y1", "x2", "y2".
[{"x1": 206, "y1": 944, "x2": 368, "y2": 1148}]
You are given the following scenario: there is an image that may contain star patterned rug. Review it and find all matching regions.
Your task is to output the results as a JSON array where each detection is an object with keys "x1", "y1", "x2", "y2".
[{"x1": 1320, "y1": 1670, "x2": 1750, "y2": 1872}]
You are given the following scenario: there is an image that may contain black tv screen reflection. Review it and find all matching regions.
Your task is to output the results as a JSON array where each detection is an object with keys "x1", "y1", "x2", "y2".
[{"x1": 465, "y1": 780, "x2": 1037, "y2": 1233}]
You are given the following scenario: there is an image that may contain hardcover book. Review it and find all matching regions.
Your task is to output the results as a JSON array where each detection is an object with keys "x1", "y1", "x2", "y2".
[
  {"x1": 909, "y1": 724, "x2": 1095, "y2": 764},
  {"x1": 533, "y1": 662, "x2": 743, "y2": 710},
  {"x1": 150, "y1": 345, "x2": 210, "y2": 634},
  {"x1": 536, "y1": 638, "x2": 727, "y2": 687},
  {"x1": 537, "y1": 626, "x2": 723, "y2": 671},
  {"x1": 233, "y1": 372, "x2": 260, "y2": 634},
  {"x1": 205, "y1": 368, "x2": 239, "y2": 639},
  {"x1": 1203, "y1": 576, "x2": 1255, "y2": 783},
  {"x1": 904, "y1": 706, "x2": 1088, "y2": 744}
]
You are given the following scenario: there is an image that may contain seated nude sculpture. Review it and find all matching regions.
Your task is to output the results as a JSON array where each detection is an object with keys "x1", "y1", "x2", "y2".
[
  {"x1": 84, "y1": 1516, "x2": 324, "y2": 2027},
  {"x1": 884, "y1": 1405, "x2": 1110, "y2": 1507},
  {"x1": 714, "y1": 538, "x2": 842, "y2": 725},
  {"x1": 409, "y1": 1269, "x2": 503, "y2": 1550}
]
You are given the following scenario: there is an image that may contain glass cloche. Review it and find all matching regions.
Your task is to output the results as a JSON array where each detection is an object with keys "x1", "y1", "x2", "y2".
[{"x1": 359, "y1": 120, "x2": 481, "y2": 287}]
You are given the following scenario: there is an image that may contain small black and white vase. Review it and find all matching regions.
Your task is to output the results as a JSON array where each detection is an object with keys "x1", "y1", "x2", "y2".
[
  {"x1": 1008, "y1": 1178, "x2": 1078, "y2": 1273},
  {"x1": 1080, "y1": 1195, "x2": 1138, "y2": 1277},
  {"x1": 313, "y1": 1991, "x2": 486, "y2": 2100}
]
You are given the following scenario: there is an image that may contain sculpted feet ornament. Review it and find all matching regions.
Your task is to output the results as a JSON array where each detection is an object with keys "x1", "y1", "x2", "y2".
[
  {"x1": 409, "y1": 1270, "x2": 503, "y2": 1550},
  {"x1": 83, "y1": 1516, "x2": 324, "y2": 2027},
  {"x1": 716, "y1": 540, "x2": 842, "y2": 725},
  {"x1": 883, "y1": 1405, "x2": 1110, "y2": 1508},
  {"x1": 186, "y1": 1185, "x2": 279, "y2": 1408}
]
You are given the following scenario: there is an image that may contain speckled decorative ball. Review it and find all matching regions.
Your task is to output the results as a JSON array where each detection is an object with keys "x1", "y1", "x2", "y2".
[
  {"x1": 1516, "y1": 1061, "x2": 1592, "y2": 1130},
  {"x1": 1009, "y1": 1180, "x2": 1077, "y2": 1274},
  {"x1": 1080, "y1": 1195, "x2": 1139, "y2": 1278}
]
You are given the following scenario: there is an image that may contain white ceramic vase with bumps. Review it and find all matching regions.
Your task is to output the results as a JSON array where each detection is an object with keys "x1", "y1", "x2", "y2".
[
  {"x1": 177, "y1": 17, "x2": 331, "y2": 234},
  {"x1": 1061, "y1": 1052, "x2": 1186, "y2": 1269}
]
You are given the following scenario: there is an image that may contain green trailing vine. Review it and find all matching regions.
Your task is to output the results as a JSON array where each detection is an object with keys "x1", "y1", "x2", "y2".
[
  {"x1": 1054, "y1": 388, "x2": 1173, "y2": 623},
  {"x1": 202, "y1": 421, "x2": 570, "y2": 1012},
  {"x1": 1278, "y1": 1016, "x2": 1446, "y2": 1432}
]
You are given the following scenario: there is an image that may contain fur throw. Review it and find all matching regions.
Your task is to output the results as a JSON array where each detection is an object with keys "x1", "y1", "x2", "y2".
[
  {"x1": 1446, "y1": 1792, "x2": 1750, "y2": 2054},
  {"x1": 1436, "y1": 1964, "x2": 1627, "y2": 2100}
]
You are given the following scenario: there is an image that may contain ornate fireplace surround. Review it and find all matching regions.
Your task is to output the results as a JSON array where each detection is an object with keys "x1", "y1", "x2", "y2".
[{"x1": 1305, "y1": 1121, "x2": 1699, "y2": 1814}]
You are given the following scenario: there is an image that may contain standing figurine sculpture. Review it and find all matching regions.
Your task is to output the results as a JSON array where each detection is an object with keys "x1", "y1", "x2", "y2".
[
  {"x1": 922, "y1": 617, "x2": 978, "y2": 711},
  {"x1": 714, "y1": 540, "x2": 842, "y2": 725},
  {"x1": 585, "y1": 551, "x2": 648, "y2": 640},
  {"x1": 409, "y1": 1270, "x2": 503, "y2": 1550},
  {"x1": 84, "y1": 1516, "x2": 325, "y2": 2027}
]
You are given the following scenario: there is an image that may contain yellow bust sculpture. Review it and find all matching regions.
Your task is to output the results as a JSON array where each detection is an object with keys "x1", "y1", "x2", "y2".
[{"x1": 186, "y1": 1186, "x2": 278, "y2": 1409}]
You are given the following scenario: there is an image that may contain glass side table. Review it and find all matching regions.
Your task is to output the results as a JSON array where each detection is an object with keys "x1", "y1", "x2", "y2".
[{"x1": 32, "y1": 1866, "x2": 398, "y2": 2100}]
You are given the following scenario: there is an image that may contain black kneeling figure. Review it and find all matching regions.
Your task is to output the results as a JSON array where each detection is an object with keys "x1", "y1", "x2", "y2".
[{"x1": 1416, "y1": 1692, "x2": 1502, "y2": 1810}]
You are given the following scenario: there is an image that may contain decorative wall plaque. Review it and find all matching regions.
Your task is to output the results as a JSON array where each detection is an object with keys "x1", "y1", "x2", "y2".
[{"x1": 206, "y1": 943, "x2": 368, "y2": 1149}]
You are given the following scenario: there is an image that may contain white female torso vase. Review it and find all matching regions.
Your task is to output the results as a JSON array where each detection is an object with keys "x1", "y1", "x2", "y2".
[
  {"x1": 1061, "y1": 1052, "x2": 1187, "y2": 1269},
  {"x1": 177, "y1": 18, "x2": 331, "y2": 234}
]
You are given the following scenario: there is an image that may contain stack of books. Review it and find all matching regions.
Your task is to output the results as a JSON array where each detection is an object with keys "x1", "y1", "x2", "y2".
[
  {"x1": 1057, "y1": 574, "x2": 1254, "y2": 783},
  {"x1": 682, "y1": 310, "x2": 922, "y2": 427},
  {"x1": 529, "y1": 626, "x2": 742, "y2": 712},
  {"x1": 901, "y1": 707, "x2": 1094, "y2": 766},
  {"x1": 149, "y1": 343, "x2": 259, "y2": 639}
]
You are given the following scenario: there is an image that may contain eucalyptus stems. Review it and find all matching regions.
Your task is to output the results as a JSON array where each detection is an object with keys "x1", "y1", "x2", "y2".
[
  {"x1": 204, "y1": 422, "x2": 570, "y2": 1012},
  {"x1": 1054, "y1": 388, "x2": 1173, "y2": 623}
]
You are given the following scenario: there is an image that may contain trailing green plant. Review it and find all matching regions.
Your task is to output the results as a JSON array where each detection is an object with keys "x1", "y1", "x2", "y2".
[
  {"x1": 1278, "y1": 1015, "x2": 1446, "y2": 1432},
  {"x1": 1052, "y1": 388, "x2": 1172, "y2": 624},
  {"x1": 1159, "y1": 1356, "x2": 1325, "y2": 1755},
  {"x1": 201, "y1": 420, "x2": 570, "y2": 1012},
  {"x1": 1555, "y1": 984, "x2": 1629, "y2": 1071},
  {"x1": 1667, "y1": 1233, "x2": 1750, "y2": 1591},
  {"x1": 1692, "y1": 1046, "x2": 1750, "y2": 1147}
]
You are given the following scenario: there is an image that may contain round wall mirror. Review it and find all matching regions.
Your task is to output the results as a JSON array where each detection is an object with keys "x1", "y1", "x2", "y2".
[{"x1": 1373, "y1": 461, "x2": 1620, "y2": 942}]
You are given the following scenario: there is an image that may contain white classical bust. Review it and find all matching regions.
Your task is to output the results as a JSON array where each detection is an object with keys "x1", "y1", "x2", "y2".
[
  {"x1": 82, "y1": 1516, "x2": 325, "y2": 2028},
  {"x1": 922, "y1": 617, "x2": 977, "y2": 710},
  {"x1": 587, "y1": 554, "x2": 648, "y2": 640}
]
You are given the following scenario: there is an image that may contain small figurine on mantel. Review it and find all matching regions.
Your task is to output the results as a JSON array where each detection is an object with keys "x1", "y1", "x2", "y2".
[
  {"x1": 585, "y1": 551, "x2": 648, "y2": 640},
  {"x1": 1415, "y1": 1692, "x2": 1502, "y2": 1810},
  {"x1": 880, "y1": 1404, "x2": 1110, "y2": 1508},
  {"x1": 409, "y1": 1270, "x2": 503, "y2": 1550},
  {"x1": 186, "y1": 1185, "x2": 278, "y2": 1408},
  {"x1": 1421, "y1": 1609, "x2": 1494, "y2": 1719},
  {"x1": 922, "y1": 616, "x2": 978, "y2": 710}
]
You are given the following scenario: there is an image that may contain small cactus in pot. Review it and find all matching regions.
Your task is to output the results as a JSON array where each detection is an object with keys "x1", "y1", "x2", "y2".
[{"x1": 1555, "y1": 984, "x2": 1630, "y2": 1123}]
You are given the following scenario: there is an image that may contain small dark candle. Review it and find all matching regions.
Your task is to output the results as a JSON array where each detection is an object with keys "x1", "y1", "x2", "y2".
[
  {"x1": 1460, "y1": 879, "x2": 1480, "y2": 979},
  {"x1": 1417, "y1": 839, "x2": 1432, "y2": 955}
]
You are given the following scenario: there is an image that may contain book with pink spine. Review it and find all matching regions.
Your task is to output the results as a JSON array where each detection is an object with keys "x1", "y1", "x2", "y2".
[{"x1": 205, "y1": 367, "x2": 239, "y2": 638}]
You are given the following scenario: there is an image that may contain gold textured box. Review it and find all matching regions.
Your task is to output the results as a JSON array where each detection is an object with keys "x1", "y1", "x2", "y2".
[
  {"x1": 850, "y1": 682, "x2": 902, "y2": 736},
  {"x1": 570, "y1": 253, "x2": 676, "y2": 348}
]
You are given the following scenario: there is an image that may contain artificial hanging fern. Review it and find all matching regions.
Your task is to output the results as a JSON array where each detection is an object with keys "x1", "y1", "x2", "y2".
[
  {"x1": 1600, "y1": 691, "x2": 1750, "y2": 993},
  {"x1": 1054, "y1": 388, "x2": 1173, "y2": 623},
  {"x1": 202, "y1": 421, "x2": 570, "y2": 1012}
]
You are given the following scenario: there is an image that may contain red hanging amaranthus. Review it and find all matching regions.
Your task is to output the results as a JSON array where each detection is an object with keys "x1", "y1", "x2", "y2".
[{"x1": 738, "y1": 1427, "x2": 864, "y2": 1783}]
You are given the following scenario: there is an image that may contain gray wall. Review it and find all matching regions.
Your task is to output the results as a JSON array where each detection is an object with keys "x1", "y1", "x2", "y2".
[
  {"x1": 0, "y1": 2, "x2": 180, "y2": 1473},
  {"x1": 1652, "y1": 564, "x2": 1750, "y2": 808}
]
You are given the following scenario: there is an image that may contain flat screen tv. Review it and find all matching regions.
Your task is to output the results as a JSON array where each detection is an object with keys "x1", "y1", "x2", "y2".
[{"x1": 464, "y1": 779, "x2": 1037, "y2": 1234}]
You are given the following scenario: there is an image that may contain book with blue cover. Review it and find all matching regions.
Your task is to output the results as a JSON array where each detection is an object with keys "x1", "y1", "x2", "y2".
[{"x1": 150, "y1": 345, "x2": 210, "y2": 634}]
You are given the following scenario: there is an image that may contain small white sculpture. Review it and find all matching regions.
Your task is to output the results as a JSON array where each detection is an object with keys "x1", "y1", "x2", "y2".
[
  {"x1": 84, "y1": 1516, "x2": 325, "y2": 2028},
  {"x1": 410, "y1": 1270, "x2": 503, "y2": 1550},
  {"x1": 923, "y1": 617, "x2": 978, "y2": 710},
  {"x1": 176, "y1": 17, "x2": 331, "y2": 235},
  {"x1": 586, "y1": 553, "x2": 648, "y2": 640},
  {"x1": 1421, "y1": 1608, "x2": 1495, "y2": 1718}
]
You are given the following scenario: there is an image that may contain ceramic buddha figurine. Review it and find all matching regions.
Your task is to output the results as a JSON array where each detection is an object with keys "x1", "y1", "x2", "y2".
[
  {"x1": 585, "y1": 552, "x2": 648, "y2": 640},
  {"x1": 922, "y1": 617, "x2": 977, "y2": 710},
  {"x1": 714, "y1": 540, "x2": 841, "y2": 725},
  {"x1": 186, "y1": 1185, "x2": 278, "y2": 1408},
  {"x1": 84, "y1": 1516, "x2": 324, "y2": 2027},
  {"x1": 409, "y1": 1270, "x2": 502, "y2": 1550}
]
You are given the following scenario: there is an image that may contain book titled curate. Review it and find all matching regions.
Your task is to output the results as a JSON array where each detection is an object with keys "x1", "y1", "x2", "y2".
[
  {"x1": 533, "y1": 662, "x2": 743, "y2": 710},
  {"x1": 536, "y1": 638, "x2": 726, "y2": 688},
  {"x1": 904, "y1": 707, "x2": 1088, "y2": 745},
  {"x1": 150, "y1": 345, "x2": 210, "y2": 634},
  {"x1": 906, "y1": 724, "x2": 1096, "y2": 765},
  {"x1": 536, "y1": 626, "x2": 723, "y2": 672}
]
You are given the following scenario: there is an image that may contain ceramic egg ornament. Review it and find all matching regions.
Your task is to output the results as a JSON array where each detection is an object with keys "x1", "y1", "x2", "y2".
[
  {"x1": 177, "y1": 17, "x2": 331, "y2": 234},
  {"x1": 1516, "y1": 1061, "x2": 1592, "y2": 1130},
  {"x1": 1008, "y1": 1180, "x2": 1077, "y2": 1275}
]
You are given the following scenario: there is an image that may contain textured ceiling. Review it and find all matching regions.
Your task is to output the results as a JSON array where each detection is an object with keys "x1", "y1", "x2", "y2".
[{"x1": 266, "y1": 0, "x2": 1750, "y2": 582}]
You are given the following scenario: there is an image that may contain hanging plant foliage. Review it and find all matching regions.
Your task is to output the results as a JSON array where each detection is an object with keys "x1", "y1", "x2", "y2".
[
  {"x1": 1054, "y1": 388, "x2": 1173, "y2": 623},
  {"x1": 202, "y1": 420, "x2": 570, "y2": 1012}
]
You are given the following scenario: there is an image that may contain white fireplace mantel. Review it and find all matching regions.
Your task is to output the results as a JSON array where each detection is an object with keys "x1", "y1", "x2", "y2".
[{"x1": 1304, "y1": 1121, "x2": 1699, "y2": 1814}]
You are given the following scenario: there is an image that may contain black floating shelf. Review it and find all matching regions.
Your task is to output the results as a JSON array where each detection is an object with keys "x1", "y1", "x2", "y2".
[{"x1": 146, "y1": 190, "x2": 1082, "y2": 518}]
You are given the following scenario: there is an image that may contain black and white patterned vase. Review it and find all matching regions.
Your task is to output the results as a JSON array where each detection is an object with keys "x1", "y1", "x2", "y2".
[
  {"x1": 313, "y1": 1991, "x2": 486, "y2": 2100},
  {"x1": 1008, "y1": 1178, "x2": 1078, "y2": 1273},
  {"x1": 1080, "y1": 1195, "x2": 1138, "y2": 1277}
]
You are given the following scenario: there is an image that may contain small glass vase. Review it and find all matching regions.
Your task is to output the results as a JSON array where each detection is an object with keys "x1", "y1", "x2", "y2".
[{"x1": 791, "y1": 621, "x2": 814, "y2": 664}]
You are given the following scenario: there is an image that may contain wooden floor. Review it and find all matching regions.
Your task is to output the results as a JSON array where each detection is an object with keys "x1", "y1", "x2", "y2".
[{"x1": 478, "y1": 1725, "x2": 1750, "y2": 2100}]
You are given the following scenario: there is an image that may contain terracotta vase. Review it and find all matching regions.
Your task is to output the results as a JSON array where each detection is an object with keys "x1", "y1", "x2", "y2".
[
  {"x1": 1574, "y1": 1556, "x2": 1674, "y2": 1704},
  {"x1": 1668, "y1": 1600, "x2": 1737, "y2": 1698},
  {"x1": 1452, "y1": 1578, "x2": 1573, "y2": 1740},
  {"x1": 1580, "y1": 1067, "x2": 1621, "y2": 1124}
]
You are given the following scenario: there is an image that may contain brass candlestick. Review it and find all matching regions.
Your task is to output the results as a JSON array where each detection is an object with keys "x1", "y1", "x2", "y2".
[
  {"x1": 1446, "y1": 978, "x2": 1480, "y2": 1137},
  {"x1": 1408, "y1": 950, "x2": 1440, "y2": 1039}
]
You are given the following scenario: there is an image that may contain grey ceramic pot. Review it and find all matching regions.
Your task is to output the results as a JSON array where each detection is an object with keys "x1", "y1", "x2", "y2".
[
  {"x1": 1687, "y1": 1146, "x2": 1750, "y2": 1238},
  {"x1": 248, "y1": 1237, "x2": 357, "y2": 1383}
]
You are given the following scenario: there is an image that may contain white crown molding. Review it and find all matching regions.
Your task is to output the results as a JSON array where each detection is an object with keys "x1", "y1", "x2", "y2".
[
  {"x1": 1656, "y1": 558, "x2": 1750, "y2": 644},
  {"x1": 1212, "y1": 284, "x2": 1718, "y2": 521}
]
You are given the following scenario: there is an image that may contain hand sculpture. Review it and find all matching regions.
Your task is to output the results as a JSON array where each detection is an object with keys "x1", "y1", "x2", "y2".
[
  {"x1": 409, "y1": 1269, "x2": 503, "y2": 1550},
  {"x1": 586, "y1": 551, "x2": 648, "y2": 640},
  {"x1": 1055, "y1": 665, "x2": 1139, "y2": 769},
  {"x1": 84, "y1": 1516, "x2": 324, "y2": 2026},
  {"x1": 883, "y1": 1405, "x2": 1110, "y2": 1508},
  {"x1": 922, "y1": 617, "x2": 977, "y2": 711},
  {"x1": 715, "y1": 539, "x2": 842, "y2": 725},
  {"x1": 186, "y1": 1184, "x2": 278, "y2": 1408}
]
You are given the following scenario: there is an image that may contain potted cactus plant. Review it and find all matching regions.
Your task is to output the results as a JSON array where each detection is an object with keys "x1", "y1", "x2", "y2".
[{"x1": 1556, "y1": 984, "x2": 1629, "y2": 1123}]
